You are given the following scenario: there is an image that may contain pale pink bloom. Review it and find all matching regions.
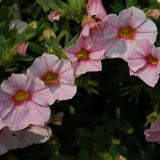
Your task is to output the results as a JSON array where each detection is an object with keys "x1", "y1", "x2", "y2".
[
  {"x1": 157, "y1": 0, "x2": 160, "y2": 3},
  {"x1": 127, "y1": 39, "x2": 160, "y2": 87},
  {"x1": 16, "y1": 42, "x2": 29, "y2": 56},
  {"x1": 144, "y1": 119, "x2": 160, "y2": 143},
  {"x1": 65, "y1": 36, "x2": 105, "y2": 75},
  {"x1": 87, "y1": 0, "x2": 107, "y2": 21},
  {"x1": 15, "y1": 125, "x2": 52, "y2": 148},
  {"x1": 26, "y1": 53, "x2": 77, "y2": 103},
  {"x1": 146, "y1": 9, "x2": 160, "y2": 20},
  {"x1": 103, "y1": 6, "x2": 157, "y2": 59},
  {"x1": 47, "y1": 10, "x2": 62, "y2": 22},
  {"x1": 0, "y1": 74, "x2": 51, "y2": 131},
  {"x1": 0, "y1": 127, "x2": 18, "y2": 155}
]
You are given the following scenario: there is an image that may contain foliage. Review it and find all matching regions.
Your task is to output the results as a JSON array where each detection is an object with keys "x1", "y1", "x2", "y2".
[{"x1": 1, "y1": 0, "x2": 160, "y2": 159}]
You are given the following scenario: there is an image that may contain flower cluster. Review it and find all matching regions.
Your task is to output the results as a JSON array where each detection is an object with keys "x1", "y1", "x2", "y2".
[
  {"x1": 1, "y1": 0, "x2": 160, "y2": 155},
  {"x1": 0, "y1": 53, "x2": 77, "y2": 155}
]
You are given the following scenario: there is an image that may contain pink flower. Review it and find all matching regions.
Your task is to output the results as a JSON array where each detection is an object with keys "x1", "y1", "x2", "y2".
[
  {"x1": 127, "y1": 39, "x2": 160, "y2": 87},
  {"x1": 0, "y1": 74, "x2": 51, "y2": 131},
  {"x1": 65, "y1": 36, "x2": 105, "y2": 75},
  {"x1": 26, "y1": 53, "x2": 77, "y2": 103},
  {"x1": 103, "y1": 6, "x2": 157, "y2": 59},
  {"x1": 0, "y1": 127, "x2": 18, "y2": 155},
  {"x1": 144, "y1": 119, "x2": 160, "y2": 143},
  {"x1": 16, "y1": 42, "x2": 29, "y2": 56},
  {"x1": 87, "y1": 0, "x2": 107, "y2": 21},
  {"x1": 15, "y1": 125, "x2": 52, "y2": 148},
  {"x1": 47, "y1": 10, "x2": 62, "y2": 22}
]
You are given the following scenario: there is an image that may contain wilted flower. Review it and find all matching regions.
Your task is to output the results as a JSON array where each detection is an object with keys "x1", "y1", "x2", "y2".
[
  {"x1": 43, "y1": 26, "x2": 56, "y2": 40},
  {"x1": 9, "y1": 19, "x2": 28, "y2": 33},
  {"x1": 87, "y1": 0, "x2": 107, "y2": 21},
  {"x1": 27, "y1": 53, "x2": 77, "y2": 104},
  {"x1": 15, "y1": 42, "x2": 29, "y2": 56},
  {"x1": 65, "y1": 36, "x2": 105, "y2": 75},
  {"x1": 47, "y1": 10, "x2": 63, "y2": 22},
  {"x1": 127, "y1": 39, "x2": 160, "y2": 87},
  {"x1": 146, "y1": 9, "x2": 160, "y2": 20},
  {"x1": 0, "y1": 127, "x2": 18, "y2": 155},
  {"x1": 144, "y1": 119, "x2": 160, "y2": 143},
  {"x1": 103, "y1": 6, "x2": 157, "y2": 60},
  {"x1": 0, "y1": 74, "x2": 51, "y2": 131},
  {"x1": 15, "y1": 125, "x2": 52, "y2": 148}
]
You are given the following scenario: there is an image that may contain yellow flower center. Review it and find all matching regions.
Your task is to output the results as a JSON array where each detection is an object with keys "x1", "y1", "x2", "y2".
[
  {"x1": 77, "y1": 50, "x2": 88, "y2": 60},
  {"x1": 147, "y1": 55, "x2": 158, "y2": 65},
  {"x1": 118, "y1": 26, "x2": 135, "y2": 39},
  {"x1": 14, "y1": 91, "x2": 31, "y2": 103},
  {"x1": 42, "y1": 72, "x2": 58, "y2": 85}
]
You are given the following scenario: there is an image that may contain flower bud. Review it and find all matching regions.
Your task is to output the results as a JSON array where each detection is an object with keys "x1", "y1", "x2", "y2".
[{"x1": 15, "y1": 43, "x2": 29, "y2": 56}]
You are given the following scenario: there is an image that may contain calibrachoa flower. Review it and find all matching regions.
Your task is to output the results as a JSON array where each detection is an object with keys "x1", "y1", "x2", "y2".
[
  {"x1": 127, "y1": 38, "x2": 160, "y2": 87},
  {"x1": 27, "y1": 53, "x2": 77, "y2": 103},
  {"x1": 15, "y1": 42, "x2": 29, "y2": 56},
  {"x1": 103, "y1": 6, "x2": 157, "y2": 59},
  {"x1": 15, "y1": 125, "x2": 52, "y2": 148},
  {"x1": 0, "y1": 74, "x2": 51, "y2": 131},
  {"x1": 0, "y1": 127, "x2": 18, "y2": 155},
  {"x1": 65, "y1": 36, "x2": 105, "y2": 75},
  {"x1": 144, "y1": 119, "x2": 160, "y2": 143}
]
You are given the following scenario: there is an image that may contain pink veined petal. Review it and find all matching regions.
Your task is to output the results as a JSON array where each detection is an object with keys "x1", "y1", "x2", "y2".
[
  {"x1": 1, "y1": 101, "x2": 50, "y2": 131},
  {"x1": 87, "y1": 0, "x2": 107, "y2": 20},
  {"x1": 128, "y1": 6, "x2": 146, "y2": 28},
  {"x1": 153, "y1": 47, "x2": 160, "y2": 59},
  {"x1": 54, "y1": 59, "x2": 73, "y2": 76},
  {"x1": 132, "y1": 39, "x2": 154, "y2": 57},
  {"x1": 103, "y1": 17, "x2": 119, "y2": 39},
  {"x1": 127, "y1": 57, "x2": 147, "y2": 72},
  {"x1": 89, "y1": 49, "x2": 105, "y2": 59},
  {"x1": 27, "y1": 53, "x2": 61, "y2": 79},
  {"x1": 104, "y1": 38, "x2": 127, "y2": 58},
  {"x1": 65, "y1": 45, "x2": 80, "y2": 62},
  {"x1": 1, "y1": 74, "x2": 31, "y2": 95},
  {"x1": 0, "y1": 90, "x2": 13, "y2": 103},
  {"x1": 32, "y1": 86, "x2": 52, "y2": 105},
  {"x1": 82, "y1": 36, "x2": 95, "y2": 51},
  {"x1": 58, "y1": 66, "x2": 75, "y2": 84},
  {"x1": 119, "y1": 7, "x2": 135, "y2": 27},
  {"x1": 130, "y1": 65, "x2": 159, "y2": 87},
  {"x1": 16, "y1": 125, "x2": 52, "y2": 148},
  {"x1": 104, "y1": 14, "x2": 120, "y2": 29},
  {"x1": 135, "y1": 19, "x2": 157, "y2": 44},
  {"x1": 51, "y1": 83, "x2": 77, "y2": 101},
  {"x1": 73, "y1": 60, "x2": 102, "y2": 75}
]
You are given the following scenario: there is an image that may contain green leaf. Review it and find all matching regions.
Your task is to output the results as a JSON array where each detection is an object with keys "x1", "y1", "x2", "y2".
[
  {"x1": 110, "y1": 0, "x2": 125, "y2": 13},
  {"x1": 97, "y1": 153, "x2": 113, "y2": 160},
  {"x1": 15, "y1": 55, "x2": 34, "y2": 62},
  {"x1": 125, "y1": 0, "x2": 137, "y2": 8},
  {"x1": 65, "y1": 33, "x2": 79, "y2": 49}
]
